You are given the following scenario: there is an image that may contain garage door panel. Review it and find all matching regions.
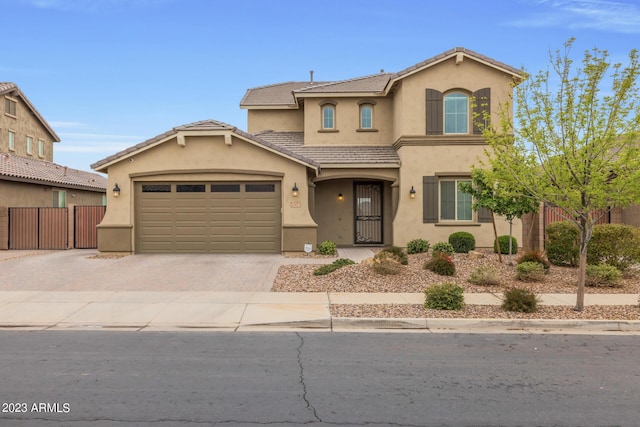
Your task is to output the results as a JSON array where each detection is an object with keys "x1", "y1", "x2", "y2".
[{"x1": 136, "y1": 181, "x2": 281, "y2": 253}]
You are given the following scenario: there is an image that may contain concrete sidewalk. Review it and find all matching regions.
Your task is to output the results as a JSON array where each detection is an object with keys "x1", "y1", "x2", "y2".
[{"x1": 0, "y1": 291, "x2": 638, "y2": 333}]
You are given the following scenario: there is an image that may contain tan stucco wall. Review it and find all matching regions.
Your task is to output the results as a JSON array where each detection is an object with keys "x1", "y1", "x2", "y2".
[
  {"x1": 0, "y1": 180, "x2": 104, "y2": 207},
  {"x1": 99, "y1": 133, "x2": 317, "y2": 252},
  {"x1": 392, "y1": 56, "x2": 515, "y2": 142},
  {"x1": 247, "y1": 109, "x2": 304, "y2": 133},
  {"x1": 1, "y1": 95, "x2": 55, "y2": 161},
  {"x1": 303, "y1": 97, "x2": 393, "y2": 146},
  {"x1": 392, "y1": 144, "x2": 522, "y2": 248}
]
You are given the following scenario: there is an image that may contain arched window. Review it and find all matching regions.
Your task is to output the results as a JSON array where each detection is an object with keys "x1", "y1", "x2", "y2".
[
  {"x1": 360, "y1": 104, "x2": 373, "y2": 129},
  {"x1": 444, "y1": 93, "x2": 469, "y2": 134},
  {"x1": 322, "y1": 105, "x2": 335, "y2": 129}
]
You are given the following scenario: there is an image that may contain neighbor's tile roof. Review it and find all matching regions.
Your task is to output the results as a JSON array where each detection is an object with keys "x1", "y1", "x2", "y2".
[
  {"x1": 91, "y1": 119, "x2": 321, "y2": 171},
  {"x1": 0, "y1": 151, "x2": 107, "y2": 191},
  {"x1": 0, "y1": 82, "x2": 60, "y2": 142},
  {"x1": 240, "y1": 48, "x2": 522, "y2": 107},
  {"x1": 254, "y1": 131, "x2": 400, "y2": 166}
]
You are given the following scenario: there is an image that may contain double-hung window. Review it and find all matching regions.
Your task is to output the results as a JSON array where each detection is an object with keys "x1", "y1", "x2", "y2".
[
  {"x1": 8, "y1": 131, "x2": 15, "y2": 151},
  {"x1": 359, "y1": 105, "x2": 373, "y2": 129},
  {"x1": 321, "y1": 105, "x2": 335, "y2": 130},
  {"x1": 38, "y1": 139, "x2": 44, "y2": 157},
  {"x1": 444, "y1": 93, "x2": 469, "y2": 134},
  {"x1": 440, "y1": 179, "x2": 472, "y2": 221},
  {"x1": 26, "y1": 136, "x2": 33, "y2": 155}
]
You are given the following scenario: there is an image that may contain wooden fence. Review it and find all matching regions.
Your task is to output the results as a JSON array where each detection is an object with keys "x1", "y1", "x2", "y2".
[{"x1": 6, "y1": 205, "x2": 105, "y2": 250}]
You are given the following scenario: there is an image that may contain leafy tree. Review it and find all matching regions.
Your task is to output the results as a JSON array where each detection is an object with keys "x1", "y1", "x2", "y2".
[
  {"x1": 460, "y1": 169, "x2": 539, "y2": 265},
  {"x1": 480, "y1": 39, "x2": 640, "y2": 311}
]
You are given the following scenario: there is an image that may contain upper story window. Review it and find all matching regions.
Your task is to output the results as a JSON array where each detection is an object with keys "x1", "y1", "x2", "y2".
[
  {"x1": 8, "y1": 130, "x2": 15, "y2": 151},
  {"x1": 38, "y1": 139, "x2": 44, "y2": 157},
  {"x1": 5, "y1": 97, "x2": 17, "y2": 117},
  {"x1": 26, "y1": 136, "x2": 33, "y2": 155},
  {"x1": 321, "y1": 104, "x2": 335, "y2": 130},
  {"x1": 444, "y1": 93, "x2": 469, "y2": 134},
  {"x1": 360, "y1": 104, "x2": 373, "y2": 129}
]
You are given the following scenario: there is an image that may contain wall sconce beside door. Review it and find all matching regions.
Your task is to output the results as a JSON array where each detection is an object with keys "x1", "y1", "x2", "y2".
[
  {"x1": 292, "y1": 183, "x2": 299, "y2": 197},
  {"x1": 113, "y1": 183, "x2": 121, "y2": 198},
  {"x1": 409, "y1": 186, "x2": 416, "y2": 199},
  {"x1": 338, "y1": 193, "x2": 344, "y2": 201}
]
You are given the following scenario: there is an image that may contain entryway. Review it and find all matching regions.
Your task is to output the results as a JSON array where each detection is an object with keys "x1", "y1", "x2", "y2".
[{"x1": 354, "y1": 182, "x2": 383, "y2": 244}]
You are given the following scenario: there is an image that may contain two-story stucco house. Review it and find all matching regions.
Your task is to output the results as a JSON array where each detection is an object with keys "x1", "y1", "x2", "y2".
[
  {"x1": 91, "y1": 48, "x2": 524, "y2": 254},
  {"x1": 1, "y1": 82, "x2": 106, "y2": 207}
]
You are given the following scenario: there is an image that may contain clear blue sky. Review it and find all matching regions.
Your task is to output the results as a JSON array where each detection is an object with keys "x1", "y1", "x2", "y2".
[{"x1": 2, "y1": 0, "x2": 639, "y2": 172}]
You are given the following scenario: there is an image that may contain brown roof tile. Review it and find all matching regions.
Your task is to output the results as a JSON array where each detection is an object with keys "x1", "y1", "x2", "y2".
[
  {"x1": 240, "y1": 81, "x2": 330, "y2": 107},
  {"x1": 254, "y1": 131, "x2": 400, "y2": 166},
  {"x1": 0, "y1": 151, "x2": 106, "y2": 191},
  {"x1": 91, "y1": 120, "x2": 320, "y2": 171},
  {"x1": 294, "y1": 73, "x2": 393, "y2": 94}
]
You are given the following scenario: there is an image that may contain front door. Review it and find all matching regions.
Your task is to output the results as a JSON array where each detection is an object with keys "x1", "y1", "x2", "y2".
[{"x1": 354, "y1": 182, "x2": 383, "y2": 244}]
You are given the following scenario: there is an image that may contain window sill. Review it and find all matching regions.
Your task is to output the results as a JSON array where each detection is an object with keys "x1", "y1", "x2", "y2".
[
  {"x1": 318, "y1": 129, "x2": 339, "y2": 133},
  {"x1": 4, "y1": 113, "x2": 17, "y2": 119},
  {"x1": 356, "y1": 128, "x2": 378, "y2": 132},
  {"x1": 434, "y1": 222, "x2": 481, "y2": 227}
]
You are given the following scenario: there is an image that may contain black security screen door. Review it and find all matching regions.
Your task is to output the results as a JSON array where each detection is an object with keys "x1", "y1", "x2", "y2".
[{"x1": 354, "y1": 182, "x2": 383, "y2": 244}]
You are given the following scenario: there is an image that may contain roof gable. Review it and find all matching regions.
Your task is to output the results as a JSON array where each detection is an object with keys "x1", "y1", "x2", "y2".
[
  {"x1": 91, "y1": 119, "x2": 320, "y2": 172},
  {"x1": 0, "y1": 82, "x2": 60, "y2": 142}
]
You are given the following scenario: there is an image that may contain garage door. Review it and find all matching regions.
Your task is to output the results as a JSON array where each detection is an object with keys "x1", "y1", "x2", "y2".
[{"x1": 135, "y1": 182, "x2": 281, "y2": 253}]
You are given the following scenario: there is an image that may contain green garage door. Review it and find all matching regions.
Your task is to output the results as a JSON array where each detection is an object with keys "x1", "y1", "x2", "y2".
[{"x1": 135, "y1": 182, "x2": 281, "y2": 253}]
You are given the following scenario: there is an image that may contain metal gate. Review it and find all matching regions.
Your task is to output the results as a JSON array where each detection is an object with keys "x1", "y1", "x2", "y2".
[
  {"x1": 74, "y1": 206, "x2": 106, "y2": 249},
  {"x1": 354, "y1": 182, "x2": 383, "y2": 244},
  {"x1": 8, "y1": 207, "x2": 68, "y2": 250}
]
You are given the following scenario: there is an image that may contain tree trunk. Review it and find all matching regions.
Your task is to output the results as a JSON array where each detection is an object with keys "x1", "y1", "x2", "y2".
[
  {"x1": 491, "y1": 211, "x2": 502, "y2": 263},
  {"x1": 508, "y1": 219, "x2": 514, "y2": 265},
  {"x1": 575, "y1": 220, "x2": 591, "y2": 312}
]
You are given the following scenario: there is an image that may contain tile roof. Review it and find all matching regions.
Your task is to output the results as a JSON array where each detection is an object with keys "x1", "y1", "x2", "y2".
[
  {"x1": 240, "y1": 81, "x2": 330, "y2": 107},
  {"x1": 0, "y1": 82, "x2": 60, "y2": 142},
  {"x1": 0, "y1": 151, "x2": 106, "y2": 191},
  {"x1": 91, "y1": 119, "x2": 321, "y2": 171},
  {"x1": 240, "y1": 48, "x2": 522, "y2": 107},
  {"x1": 254, "y1": 131, "x2": 400, "y2": 166}
]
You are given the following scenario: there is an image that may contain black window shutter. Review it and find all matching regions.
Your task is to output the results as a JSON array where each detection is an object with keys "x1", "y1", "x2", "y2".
[
  {"x1": 472, "y1": 88, "x2": 491, "y2": 135},
  {"x1": 423, "y1": 176, "x2": 439, "y2": 223},
  {"x1": 425, "y1": 89, "x2": 443, "y2": 135},
  {"x1": 478, "y1": 207, "x2": 492, "y2": 223}
]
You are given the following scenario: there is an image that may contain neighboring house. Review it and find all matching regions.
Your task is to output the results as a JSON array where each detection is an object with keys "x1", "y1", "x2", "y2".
[
  {"x1": 92, "y1": 47, "x2": 525, "y2": 254},
  {"x1": 1, "y1": 82, "x2": 107, "y2": 207}
]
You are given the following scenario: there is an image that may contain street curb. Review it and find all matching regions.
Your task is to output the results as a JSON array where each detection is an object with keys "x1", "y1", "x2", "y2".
[{"x1": 332, "y1": 317, "x2": 640, "y2": 332}]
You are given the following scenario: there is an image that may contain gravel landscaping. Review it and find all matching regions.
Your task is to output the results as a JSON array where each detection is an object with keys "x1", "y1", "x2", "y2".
[{"x1": 274, "y1": 249, "x2": 640, "y2": 320}]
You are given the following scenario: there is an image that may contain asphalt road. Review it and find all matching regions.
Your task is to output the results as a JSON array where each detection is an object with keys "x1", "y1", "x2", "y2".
[{"x1": 0, "y1": 331, "x2": 638, "y2": 426}]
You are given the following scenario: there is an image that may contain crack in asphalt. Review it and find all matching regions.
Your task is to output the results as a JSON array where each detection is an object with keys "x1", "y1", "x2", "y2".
[{"x1": 296, "y1": 332, "x2": 321, "y2": 423}]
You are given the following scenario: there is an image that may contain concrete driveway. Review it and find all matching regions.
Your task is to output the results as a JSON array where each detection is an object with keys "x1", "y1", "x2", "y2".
[{"x1": 0, "y1": 250, "x2": 328, "y2": 292}]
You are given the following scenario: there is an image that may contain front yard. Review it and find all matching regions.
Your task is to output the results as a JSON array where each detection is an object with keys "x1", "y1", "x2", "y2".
[{"x1": 274, "y1": 249, "x2": 640, "y2": 320}]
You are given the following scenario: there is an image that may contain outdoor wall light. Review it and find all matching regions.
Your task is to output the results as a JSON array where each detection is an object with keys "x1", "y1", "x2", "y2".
[
  {"x1": 292, "y1": 183, "x2": 299, "y2": 197},
  {"x1": 338, "y1": 193, "x2": 344, "y2": 201},
  {"x1": 113, "y1": 183, "x2": 121, "y2": 198},
  {"x1": 409, "y1": 185, "x2": 416, "y2": 199}
]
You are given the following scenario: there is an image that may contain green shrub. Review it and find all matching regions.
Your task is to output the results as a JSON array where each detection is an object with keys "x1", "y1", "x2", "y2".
[
  {"x1": 448, "y1": 231, "x2": 476, "y2": 253},
  {"x1": 546, "y1": 221, "x2": 579, "y2": 266},
  {"x1": 432, "y1": 241, "x2": 455, "y2": 256},
  {"x1": 585, "y1": 264, "x2": 623, "y2": 287},
  {"x1": 313, "y1": 258, "x2": 355, "y2": 276},
  {"x1": 468, "y1": 265, "x2": 501, "y2": 286},
  {"x1": 502, "y1": 287, "x2": 539, "y2": 313},
  {"x1": 517, "y1": 251, "x2": 551, "y2": 272},
  {"x1": 378, "y1": 246, "x2": 408, "y2": 265},
  {"x1": 372, "y1": 252, "x2": 402, "y2": 275},
  {"x1": 317, "y1": 240, "x2": 337, "y2": 255},
  {"x1": 424, "y1": 283, "x2": 464, "y2": 310},
  {"x1": 587, "y1": 224, "x2": 640, "y2": 271},
  {"x1": 493, "y1": 235, "x2": 518, "y2": 255},
  {"x1": 407, "y1": 238, "x2": 430, "y2": 254},
  {"x1": 424, "y1": 252, "x2": 456, "y2": 276},
  {"x1": 515, "y1": 261, "x2": 545, "y2": 282}
]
